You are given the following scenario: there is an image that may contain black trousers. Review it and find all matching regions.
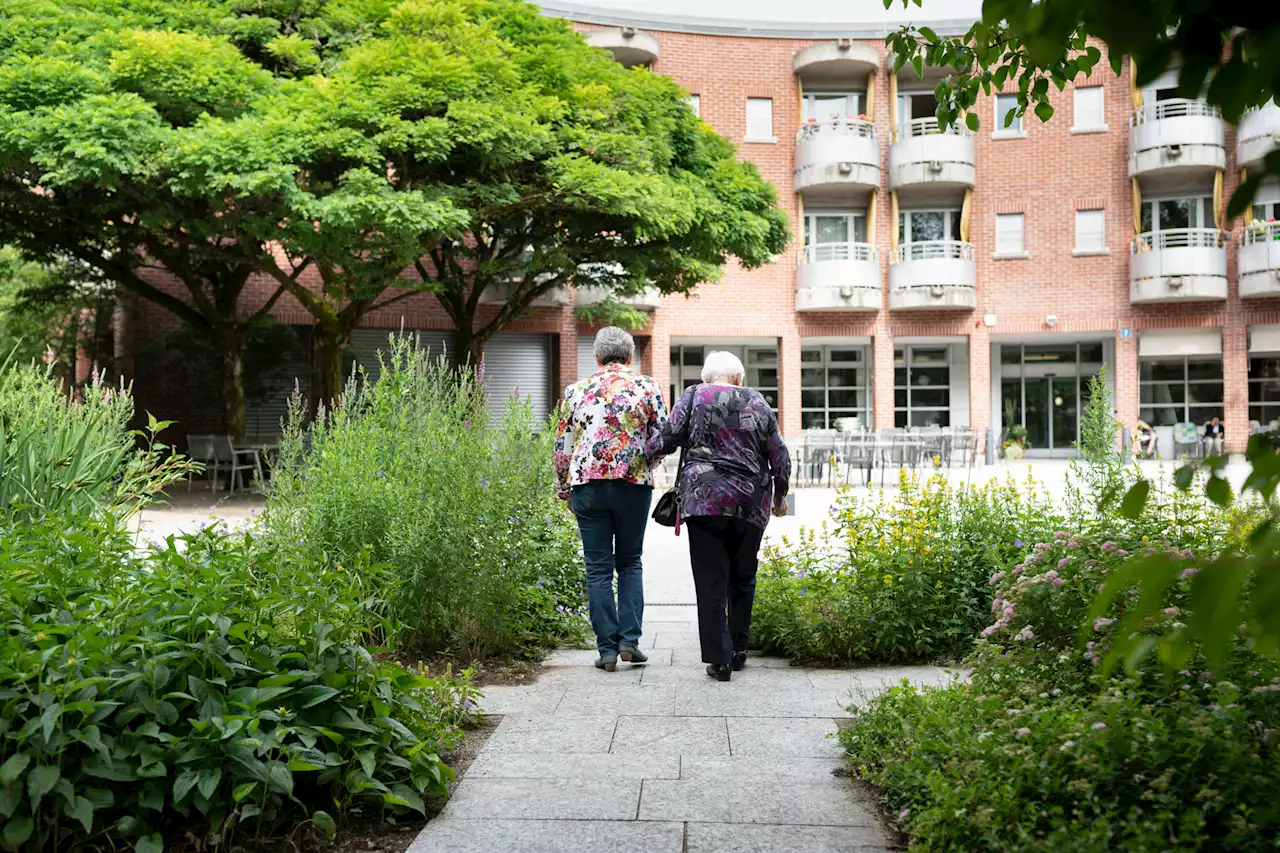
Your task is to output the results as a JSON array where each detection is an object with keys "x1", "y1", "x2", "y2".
[{"x1": 686, "y1": 515, "x2": 764, "y2": 666}]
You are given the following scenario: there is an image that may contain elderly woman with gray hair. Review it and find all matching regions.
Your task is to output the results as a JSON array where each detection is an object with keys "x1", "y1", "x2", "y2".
[{"x1": 647, "y1": 351, "x2": 791, "y2": 681}]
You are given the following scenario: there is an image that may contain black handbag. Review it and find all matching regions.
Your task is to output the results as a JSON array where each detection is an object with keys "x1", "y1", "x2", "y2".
[{"x1": 651, "y1": 447, "x2": 687, "y2": 529}]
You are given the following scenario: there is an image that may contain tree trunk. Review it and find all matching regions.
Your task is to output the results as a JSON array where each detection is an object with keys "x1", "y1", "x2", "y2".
[
  {"x1": 451, "y1": 326, "x2": 485, "y2": 374},
  {"x1": 216, "y1": 332, "x2": 249, "y2": 441},
  {"x1": 313, "y1": 324, "x2": 350, "y2": 410}
]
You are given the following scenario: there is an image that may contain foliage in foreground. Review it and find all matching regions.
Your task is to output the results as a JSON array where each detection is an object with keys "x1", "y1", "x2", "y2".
[
  {"x1": 753, "y1": 470, "x2": 1062, "y2": 664},
  {"x1": 265, "y1": 336, "x2": 585, "y2": 659},
  {"x1": 0, "y1": 515, "x2": 477, "y2": 853},
  {"x1": 842, "y1": 528, "x2": 1280, "y2": 851}
]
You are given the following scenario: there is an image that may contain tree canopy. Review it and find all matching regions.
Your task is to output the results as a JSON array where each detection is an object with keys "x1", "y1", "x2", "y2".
[
  {"x1": 0, "y1": 0, "x2": 788, "y2": 431},
  {"x1": 886, "y1": 0, "x2": 1280, "y2": 215}
]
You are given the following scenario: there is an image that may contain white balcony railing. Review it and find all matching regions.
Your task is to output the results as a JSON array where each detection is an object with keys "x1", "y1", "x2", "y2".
[
  {"x1": 1129, "y1": 228, "x2": 1227, "y2": 303},
  {"x1": 891, "y1": 240, "x2": 976, "y2": 264},
  {"x1": 888, "y1": 119, "x2": 975, "y2": 189},
  {"x1": 892, "y1": 117, "x2": 971, "y2": 142},
  {"x1": 1238, "y1": 102, "x2": 1280, "y2": 171},
  {"x1": 802, "y1": 241, "x2": 878, "y2": 264},
  {"x1": 1130, "y1": 99, "x2": 1221, "y2": 125},
  {"x1": 1239, "y1": 222, "x2": 1280, "y2": 297},
  {"x1": 1128, "y1": 99, "x2": 1225, "y2": 177},
  {"x1": 796, "y1": 116, "x2": 876, "y2": 144},
  {"x1": 794, "y1": 118, "x2": 880, "y2": 193}
]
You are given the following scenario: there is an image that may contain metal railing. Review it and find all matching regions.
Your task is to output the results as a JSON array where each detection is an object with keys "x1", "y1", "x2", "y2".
[
  {"x1": 796, "y1": 117, "x2": 877, "y2": 143},
  {"x1": 1130, "y1": 99, "x2": 1220, "y2": 125},
  {"x1": 801, "y1": 241, "x2": 878, "y2": 264},
  {"x1": 892, "y1": 117, "x2": 972, "y2": 142},
  {"x1": 1130, "y1": 228, "x2": 1227, "y2": 253},
  {"x1": 1241, "y1": 222, "x2": 1280, "y2": 246},
  {"x1": 891, "y1": 240, "x2": 976, "y2": 264}
]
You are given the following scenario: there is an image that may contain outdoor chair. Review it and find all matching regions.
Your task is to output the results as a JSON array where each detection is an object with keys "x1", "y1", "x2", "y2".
[
  {"x1": 185, "y1": 435, "x2": 218, "y2": 492},
  {"x1": 1172, "y1": 422, "x2": 1202, "y2": 459},
  {"x1": 841, "y1": 435, "x2": 875, "y2": 485},
  {"x1": 804, "y1": 430, "x2": 840, "y2": 487},
  {"x1": 210, "y1": 436, "x2": 265, "y2": 494}
]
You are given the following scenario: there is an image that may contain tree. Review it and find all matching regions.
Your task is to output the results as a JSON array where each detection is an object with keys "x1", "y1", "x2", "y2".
[{"x1": 885, "y1": 0, "x2": 1280, "y2": 214}]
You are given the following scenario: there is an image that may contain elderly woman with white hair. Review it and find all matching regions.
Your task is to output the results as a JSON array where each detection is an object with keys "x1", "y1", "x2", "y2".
[{"x1": 647, "y1": 351, "x2": 791, "y2": 681}]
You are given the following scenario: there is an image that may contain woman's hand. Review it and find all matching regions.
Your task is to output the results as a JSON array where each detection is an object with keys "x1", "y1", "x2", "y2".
[{"x1": 772, "y1": 501, "x2": 788, "y2": 518}]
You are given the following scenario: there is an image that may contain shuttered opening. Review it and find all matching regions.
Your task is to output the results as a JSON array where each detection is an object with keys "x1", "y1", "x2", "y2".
[
  {"x1": 243, "y1": 325, "x2": 312, "y2": 439},
  {"x1": 483, "y1": 333, "x2": 553, "y2": 425}
]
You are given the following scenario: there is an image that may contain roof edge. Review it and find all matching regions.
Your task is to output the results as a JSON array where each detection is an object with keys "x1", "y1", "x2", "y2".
[{"x1": 538, "y1": 2, "x2": 974, "y2": 39}]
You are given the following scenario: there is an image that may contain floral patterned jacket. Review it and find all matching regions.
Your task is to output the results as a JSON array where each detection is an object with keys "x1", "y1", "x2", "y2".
[
  {"x1": 647, "y1": 384, "x2": 791, "y2": 530},
  {"x1": 554, "y1": 364, "x2": 669, "y2": 499}
]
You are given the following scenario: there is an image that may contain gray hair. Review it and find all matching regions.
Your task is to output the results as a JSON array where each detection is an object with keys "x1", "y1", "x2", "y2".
[
  {"x1": 701, "y1": 351, "x2": 745, "y2": 385},
  {"x1": 593, "y1": 326, "x2": 635, "y2": 365}
]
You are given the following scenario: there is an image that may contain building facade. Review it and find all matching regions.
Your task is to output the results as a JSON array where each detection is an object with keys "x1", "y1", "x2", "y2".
[{"x1": 130, "y1": 4, "x2": 1280, "y2": 456}]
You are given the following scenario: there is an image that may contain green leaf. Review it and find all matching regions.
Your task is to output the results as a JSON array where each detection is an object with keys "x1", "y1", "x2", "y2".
[
  {"x1": 232, "y1": 782, "x2": 258, "y2": 803},
  {"x1": 1120, "y1": 479, "x2": 1150, "y2": 519},
  {"x1": 0, "y1": 753, "x2": 30, "y2": 786},
  {"x1": 384, "y1": 783, "x2": 426, "y2": 814},
  {"x1": 1033, "y1": 101, "x2": 1054, "y2": 122},
  {"x1": 295, "y1": 685, "x2": 342, "y2": 709},
  {"x1": 27, "y1": 764, "x2": 60, "y2": 811},
  {"x1": 312, "y1": 810, "x2": 337, "y2": 838},
  {"x1": 965, "y1": 112, "x2": 979, "y2": 132},
  {"x1": 136, "y1": 832, "x2": 164, "y2": 853},
  {"x1": 173, "y1": 769, "x2": 199, "y2": 804},
  {"x1": 267, "y1": 763, "x2": 294, "y2": 797},
  {"x1": 3, "y1": 817, "x2": 33, "y2": 847},
  {"x1": 1173, "y1": 464, "x2": 1196, "y2": 490},
  {"x1": 1205, "y1": 476, "x2": 1233, "y2": 506},
  {"x1": 64, "y1": 795, "x2": 95, "y2": 833},
  {"x1": 196, "y1": 768, "x2": 220, "y2": 800}
]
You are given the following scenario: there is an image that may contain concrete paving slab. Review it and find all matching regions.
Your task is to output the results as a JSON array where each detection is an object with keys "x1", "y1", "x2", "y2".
[
  {"x1": 485, "y1": 714, "x2": 618, "y2": 755},
  {"x1": 555, "y1": 685, "x2": 676, "y2": 717},
  {"x1": 610, "y1": 715, "x2": 730, "y2": 756},
  {"x1": 475, "y1": 685, "x2": 566, "y2": 715},
  {"x1": 668, "y1": 648, "x2": 796, "y2": 668},
  {"x1": 640, "y1": 663, "x2": 813, "y2": 688},
  {"x1": 409, "y1": 819, "x2": 684, "y2": 853},
  {"x1": 672, "y1": 686, "x2": 852, "y2": 718},
  {"x1": 535, "y1": 666, "x2": 644, "y2": 688},
  {"x1": 465, "y1": 752, "x2": 680, "y2": 781},
  {"x1": 542, "y1": 647, "x2": 673, "y2": 668},
  {"x1": 804, "y1": 666, "x2": 962, "y2": 693},
  {"x1": 679, "y1": 755, "x2": 846, "y2": 785},
  {"x1": 638, "y1": 778, "x2": 880, "y2": 826},
  {"x1": 685, "y1": 822, "x2": 893, "y2": 852},
  {"x1": 726, "y1": 717, "x2": 844, "y2": 759},
  {"x1": 441, "y1": 778, "x2": 641, "y2": 821}
]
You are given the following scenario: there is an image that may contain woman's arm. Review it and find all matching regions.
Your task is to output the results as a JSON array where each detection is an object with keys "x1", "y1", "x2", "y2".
[
  {"x1": 764, "y1": 407, "x2": 791, "y2": 504},
  {"x1": 647, "y1": 385, "x2": 695, "y2": 460}
]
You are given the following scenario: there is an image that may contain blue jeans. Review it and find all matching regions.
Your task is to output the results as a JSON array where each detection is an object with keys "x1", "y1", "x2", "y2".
[{"x1": 570, "y1": 479, "x2": 651, "y2": 657}]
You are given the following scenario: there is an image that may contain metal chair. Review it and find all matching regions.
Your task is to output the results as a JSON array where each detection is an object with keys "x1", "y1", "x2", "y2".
[
  {"x1": 210, "y1": 436, "x2": 265, "y2": 494},
  {"x1": 841, "y1": 434, "x2": 875, "y2": 485},
  {"x1": 1172, "y1": 422, "x2": 1202, "y2": 459},
  {"x1": 186, "y1": 435, "x2": 217, "y2": 492},
  {"x1": 804, "y1": 430, "x2": 840, "y2": 487}
]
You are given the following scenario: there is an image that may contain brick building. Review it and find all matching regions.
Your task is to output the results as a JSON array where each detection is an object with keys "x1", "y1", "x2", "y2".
[{"x1": 129, "y1": 2, "x2": 1280, "y2": 456}]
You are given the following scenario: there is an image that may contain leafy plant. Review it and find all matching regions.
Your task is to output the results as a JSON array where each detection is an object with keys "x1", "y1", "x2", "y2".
[
  {"x1": 264, "y1": 334, "x2": 585, "y2": 659},
  {"x1": 0, "y1": 515, "x2": 476, "y2": 852}
]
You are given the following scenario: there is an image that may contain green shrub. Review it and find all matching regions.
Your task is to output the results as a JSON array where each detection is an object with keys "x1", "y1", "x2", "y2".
[
  {"x1": 0, "y1": 514, "x2": 476, "y2": 852},
  {"x1": 0, "y1": 363, "x2": 190, "y2": 524},
  {"x1": 264, "y1": 336, "x2": 585, "y2": 659},
  {"x1": 752, "y1": 471, "x2": 1062, "y2": 664}
]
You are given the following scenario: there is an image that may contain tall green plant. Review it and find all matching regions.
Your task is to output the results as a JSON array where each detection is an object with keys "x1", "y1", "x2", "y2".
[
  {"x1": 264, "y1": 335, "x2": 584, "y2": 659},
  {"x1": 1065, "y1": 367, "x2": 1133, "y2": 520}
]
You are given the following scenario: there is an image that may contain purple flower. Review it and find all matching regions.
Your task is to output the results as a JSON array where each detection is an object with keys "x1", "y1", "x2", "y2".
[
  {"x1": 989, "y1": 571, "x2": 1005, "y2": 585},
  {"x1": 1086, "y1": 641, "x2": 1095, "y2": 650},
  {"x1": 1067, "y1": 539, "x2": 1080, "y2": 549},
  {"x1": 1091, "y1": 722, "x2": 1106, "y2": 730},
  {"x1": 1012, "y1": 564, "x2": 1024, "y2": 576},
  {"x1": 1179, "y1": 549, "x2": 1194, "y2": 559},
  {"x1": 1016, "y1": 627, "x2": 1034, "y2": 642},
  {"x1": 1057, "y1": 558, "x2": 1070, "y2": 569},
  {"x1": 1093, "y1": 617, "x2": 1115, "y2": 632},
  {"x1": 980, "y1": 626, "x2": 997, "y2": 638},
  {"x1": 1054, "y1": 531, "x2": 1069, "y2": 540},
  {"x1": 1101, "y1": 541, "x2": 1118, "y2": 553},
  {"x1": 476, "y1": 360, "x2": 486, "y2": 380},
  {"x1": 1016, "y1": 727, "x2": 1031, "y2": 738},
  {"x1": 465, "y1": 419, "x2": 472, "y2": 430},
  {"x1": 898, "y1": 808, "x2": 910, "y2": 821},
  {"x1": 1051, "y1": 577, "x2": 1064, "y2": 586},
  {"x1": 1116, "y1": 549, "x2": 1130, "y2": 557},
  {"x1": 869, "y1": 615, "x2": 876, "y2": 623},
  {"x1": 1180, "y1": 567, "x2": 1198, "y2": 580},
  {"x1": 799, "y1": 589, "x2": 809, "y2": 596},
  {"x1": 1014, "y1": 539, "x2": 1024, "y2": 548},
  {"x1": 463, "y1": 699, "x2": 474, "y2": 710},
  {"x1": 556, "y1": 605, "x2": 565, "y2": 612},
  {"x1": 511, "y1": 385, "x2": 520, "y2": 400},
  {"x1": 1162, "y1": 607, "x2": 1180, "y2": 616},
  {"x1": 480, "y1": 477, "x2": 488, "y2": 487}
]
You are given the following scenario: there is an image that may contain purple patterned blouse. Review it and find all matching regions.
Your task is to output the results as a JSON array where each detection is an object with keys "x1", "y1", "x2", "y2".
[{"x1": 647, "y1": 384, "x2": 791, "y2": 530}]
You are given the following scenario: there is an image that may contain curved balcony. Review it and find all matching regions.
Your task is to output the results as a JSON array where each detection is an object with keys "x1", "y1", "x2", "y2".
[
  {"x1": 1128, "y1": 100, "x2": 1225, "y2": 180},
  {"x1": 586, "y1": 27, "x2": 659, "y2": 68},
  {"x1": 795, "y1": 242, "x2": 882, "y2": 311},
  {"x1": 793, "y1": 41, "x2": 880, "y2": 80},
  {"x1": 794, "y1": 118, "x2": 880, "y2": 197},
  {"x1": 1129, "y1": 229, "x2": 1227, "y2": 303},
  {"x1": 574, "y1": 285, "x2": 661, "y2": 311},
  {"x1": 1238, "y1": 102, "x2": 1280, "y2": 172},
  {"x1": 479, "y1": 281, "x2": 569, "y2": 308},
  {"x1": 1240, "y1": 223, "x2": 1280, "y2": 298},
  {"x1": 888, "y1": 119, "x2": 975, "y2": 190},
  {"x1": 888, "y1": 241, "x2": 976, "y2": 310}
]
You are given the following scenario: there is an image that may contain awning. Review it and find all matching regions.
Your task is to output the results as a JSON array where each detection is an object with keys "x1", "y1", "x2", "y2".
[
  {"x1": 1137, "y1": 328, "x2": 1222, "y2": 358},
  {"x1": 1249, "y1": 324, "x2": 1280, "y2": 354}
]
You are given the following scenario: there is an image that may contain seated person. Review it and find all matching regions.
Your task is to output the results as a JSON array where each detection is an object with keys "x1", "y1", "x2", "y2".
[
  {"x1": 1204, "y1": 416, "x2": 1225, "y2": 456},
  {"x1": 1135, "y1": 420, "x2": 1155, "y2": 459}
]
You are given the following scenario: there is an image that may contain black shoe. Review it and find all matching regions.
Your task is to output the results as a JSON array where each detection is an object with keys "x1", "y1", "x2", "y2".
[
  {"x1": 731, "y1": 651, "x2": 747, "y2": 672},
  {"x1": 595, "y1": 656, "x2": 617, "y2": 672},
  {"x1": 619, "y1": 646, "x2": 648, "y2": 664},
  {"x1": 706, "y1": 664, "x2": 731, "y2": 682}
]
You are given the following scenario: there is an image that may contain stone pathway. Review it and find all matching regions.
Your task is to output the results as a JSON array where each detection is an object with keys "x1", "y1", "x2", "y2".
[{"x1": 410, "y1": 613, "x2": 960, "y2": 853}]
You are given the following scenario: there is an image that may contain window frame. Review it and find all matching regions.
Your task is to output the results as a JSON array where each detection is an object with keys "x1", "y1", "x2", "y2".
[
  {"x1": 994, "y1": 93, "x2": 1023, "y2": 135},
  {"x1": 800, "y1": 345, "x2": 873, "y2": 430},
  {"x1": 1074, "y1": 208, "x2": 1108, "y2": 253},
  {"x1": 994, "y1": 213, "x2": 1026, "y2": 255},
  {"x1": 1139, "y1": 195, "x2": 1214, "y2": 233},
  {"x1": 687, "y1": 94, "x2": 700, "y2": 118},
  {"x1": 894, "y1": 345, "x2": 954, "y2": 428},
  {"x1": 803, "y1": 211, "x2": 868, "y2": 247},
  {"x1": 1072, "y1": 85, "x2": 1106, "y2": 131},
  {"x1": 899, "y1": 208, "x2": 963, "y2": 243},
  {"x1": 745, "y1": 97, "x2": 775, "y2": 143},
  {"x1": 1249, "y1": 356, "x2": 1280, "y2": 428},
  {"x1": 802, "y1": 91, "x2": 864, "y2": 121},
  {"x1": 1138, "y1": 356, "x2": 1224, "y2": 426}
]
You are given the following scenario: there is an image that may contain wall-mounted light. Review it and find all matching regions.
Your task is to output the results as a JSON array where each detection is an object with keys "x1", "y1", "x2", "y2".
[
  {"x1": 983, "y1": 314, "x2": 997, "y2": 327},
  {"x1": 1045, "y1": 314, "x2": 1058, "y2": 327}
]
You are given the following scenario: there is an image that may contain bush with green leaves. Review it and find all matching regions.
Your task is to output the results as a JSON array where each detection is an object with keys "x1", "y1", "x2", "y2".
[
  {"x1": 752, "y1": 470, "x2": 1062, "y2": 664},
  {"x1": 264, "y1": 336, "x2": 585, "y2": 659},
  {"x1": 0, "y1": 514, "x2": 477, "y2": 853}
]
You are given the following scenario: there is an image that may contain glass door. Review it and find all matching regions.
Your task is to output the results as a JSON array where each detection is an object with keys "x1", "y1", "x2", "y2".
[
  {"x1": 1024, "y1": 378, "x2": 1049, "y2": 451},
  {"x1": 1050, "y1": 375, "x2": 1079, "y2": 452}
]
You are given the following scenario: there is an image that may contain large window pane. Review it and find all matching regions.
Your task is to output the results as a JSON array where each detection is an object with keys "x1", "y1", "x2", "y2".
[
  {"x1": 911, "y1": 347, "x2": 949, "y2": 365},
  {"x1": 1187, "y1": 359, "x2": 1222, "y2": 380},
  {"x1": 802, "y1": 411, "x2": 828, "y2": 429},
  {"x1": 829, "y1": 389, "x2": 866, "y2": 409},
  {"x1": 829, "y1": 349, "x2": 864, "y2": 363},
  {"x1": 827, "y1": 368, "x2": 863, "y2": 387},
  {"x1": 801, "y1": 390, "x2": 825, "y2": 408},
  {"x1": 1140, "y1": 382, "x2": 1185, "y2": 405},
  {"x1": 747, "y1": 349, "x2": 777, "y2": 366},
  {"x1": 1188, "y1": 406, "x2": 1222, "y2": 425},
  {"x1": 1141, "y1": 404, "x2": 1180, "y2": 426},
  {"x1": 895, "y1": 389, "x2": 908, "y2": 407},
  {"x1": 912, "y1": 389, "x2": 950, "y2": 408},
  {"x1": 682, "y1": 349, "x2": 704, "y2": 366},
  {"x1": 814, "y1": 215, "x2": 850, "y2": 244},
  {"x1": 1187, "y1": 382, "x2": 1223, "y2": 404},
  {"x1": 1023, "y1": 346, "x2": 1078, "y2": 364},
  {"x1": 801, "y1": 349, "x2": 822, "y2": 363},
  {"x1": 1000, "y1": 346, "x2": 1022, "y2": 365},
  {"x1": 1140, "y1": 360, "x2": 1184, "y2": 382},
  {"x1": 1001, "y1": 378, "x2": 1023, "y2": 427},
  {"x1": 1252, "y1": 379, "x2": 1280, "y2": 403},
  {"x1": 910, "y1": 367, "x2": 949, "y2": 387},
  {"x1": 801, "y1": 367, "x2": 825, "y2": 387},
  {"x1": 910, "y1": 409, "x2": 950, "y2": 427},
  {"x1": 749, "y1": 368, "x2": 777, "y2": 388},
  {"x1": 1158, "y1": 198, "x2": 1191, "y2": 230},
  {"x1": 1079, "y1": 343, "x2": 1105, "y2": 363}
]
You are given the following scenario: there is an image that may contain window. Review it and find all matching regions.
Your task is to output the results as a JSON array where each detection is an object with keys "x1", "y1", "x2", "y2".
[
  {"x1": 801, "y1": 346, "x2": 872, "y2": 429},
  {"x1": 1139, "y1": 196, "x2": 1214, "y2": 233},
  {"x1": 995, "y1": 93, "x2": 1022, "y2": 133},
  {"x1": 995, "y1": 213, "x2": 1025, "y2": 254},
  {"x1": 894, "y1": 346, "x2": 953, "y2": 428},
  {"x1": 1250, "y1": 357, "x2": 1280, "y2": 429},
  {"x1": 687, "y1": 94, "x2": 700, "y2": 118},
  {"x1": 803, "y1": 92, "x2": 863, "y2": 121},
  {"x1": 1073, "y1": 85, "x2": 1105, "y2": 130},
  {"x1": 899, "y1": 209, "x2": 963, "y2": 243},
  {"x1": 804, "y1": 212, "x2": 867, "y2": 247},
  {"x1": 745, "y1": 348, "x2": 779, "y2": 412},
  {"x1": 1075, "y1": 209, "x2": 1107, "y2": 252},
  {"x1": 745, "y1": 98, "x2": 774, "y2": 141},
  {"x1": 897, "y1": 91, "x2": 939, "y2": 133},
  {"x1": 668, "y1": 346, "x2": 704, "y2": 402},
  {"x1": 1139, "y1": 357, "x2": 1223, "y2": 426}
]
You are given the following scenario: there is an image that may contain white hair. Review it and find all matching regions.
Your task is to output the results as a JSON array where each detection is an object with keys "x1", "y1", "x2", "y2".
[
  {"x1": 701, "y1": 351, "x2": 745, "y2": 385},
  {"x1": 593, "y1": 326, "x2": 635, "y2": 365}
]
